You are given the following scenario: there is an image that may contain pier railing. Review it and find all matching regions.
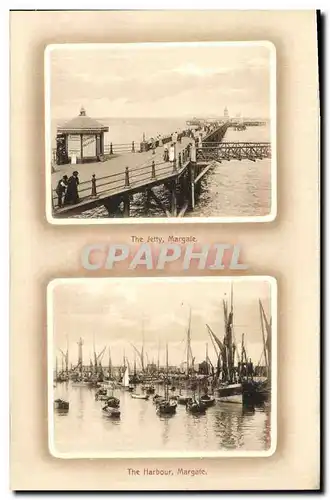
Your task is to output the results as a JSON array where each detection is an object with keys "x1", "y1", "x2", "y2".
[
  {"x1": 197, "y1": 142, "x2": 271, "y2": 162},
  {"x1": 52, "y1": 145, "x2": 192, "y2": 209},
  {"x1": 51, "y1": 129, "x2": 197, "y2": 165},
  {"x1": 52, "y1": 140, "x2": 271, "y2": 210}
]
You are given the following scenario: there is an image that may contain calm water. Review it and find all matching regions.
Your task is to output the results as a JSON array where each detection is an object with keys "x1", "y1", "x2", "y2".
[
  {"x1": 53, "y1": 383, "x2": 271, "y2": 455},
  {"x1": 52, "y1": 117, "x2": 188, "y2": 148}
]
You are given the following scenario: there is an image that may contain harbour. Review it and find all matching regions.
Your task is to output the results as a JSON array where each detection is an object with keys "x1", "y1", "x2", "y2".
[{"x1": 50, "y1": 278, "x2": 274, "y2": 457}]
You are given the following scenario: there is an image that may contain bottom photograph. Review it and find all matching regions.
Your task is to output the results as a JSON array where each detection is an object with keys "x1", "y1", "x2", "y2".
[{"x1": 47, "y1": 276, "x2": 277, "y2": 458}]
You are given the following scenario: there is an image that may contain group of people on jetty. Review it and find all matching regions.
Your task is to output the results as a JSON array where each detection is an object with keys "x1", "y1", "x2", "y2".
[
  {"x1": 161, "y1": 130, "x2": 198, "y2": 164},
  {"x1": 54, "y1": 125, "x2": 207, "y2": 209},
  {"x1": 55, "y1": 171, "x2": 80, "y2": 208}
]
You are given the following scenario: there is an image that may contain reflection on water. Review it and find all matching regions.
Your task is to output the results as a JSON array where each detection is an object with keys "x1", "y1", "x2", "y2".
[
  {"x1": 75, "y1": 125, "x2": 272, "y2": 219},
  {"x1": 53, "y1": 383, "x2": 271, "y2": 454}
]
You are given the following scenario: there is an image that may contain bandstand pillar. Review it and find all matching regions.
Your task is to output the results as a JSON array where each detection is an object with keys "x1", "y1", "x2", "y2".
[{"x1": 80, "y1": 133, "x2": 83, "y2": 162}]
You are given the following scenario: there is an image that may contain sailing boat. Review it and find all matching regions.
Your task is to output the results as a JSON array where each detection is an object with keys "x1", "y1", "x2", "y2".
[
  {"x1": 207, "y1": 285, "x2": 244, "y2": 404},
  {"x1": 102, "y1": 384, "x2": 121, "y2": 417},
  {"x1": 181, "y1": 309, "x2": 207, "y2": 415},
  {"x1": 156, "y1": 343, "x2": 177, "y2": 415},
  {"x1": 241, "y1": 300, "x2": 271, "y2": 404},
  {"x1": 178, "y1": 309, "x2": 193, "y2": 405},
  {"x1": 199, "y1": 343, "x2": 216, "y2": 407},
  {"x1": 122, "y1": 364, "x2": 131, "y2": 390}
]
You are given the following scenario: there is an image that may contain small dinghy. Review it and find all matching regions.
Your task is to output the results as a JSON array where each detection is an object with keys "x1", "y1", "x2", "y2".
[
  {"x1": 200, "y1": 394, "x2": 216, "y2": 408},
  {"x1": 95, "y1": 388, "x2": 107, "y2": 400},
  {"x1": 54, "y1": 398, "x2": 69, "y2": 410},
  {"x1": 186, "y1": 399, "x2": 206, "y2": 415},
  {"x1": 153, "y1": 394, "x2": 165, "y2": 405},
  {"x1": 156, "y1": 399, "x2": 177, "y2": 415},
  {"x1": 106, "y1": 396, "x2": 120, "y2": 408},
  {"x1": 102, "y1": 406, "x2": 121, "y2": 418},
  {"x1": 131, "y1": 393, "x2": 149, "y2": 400}
]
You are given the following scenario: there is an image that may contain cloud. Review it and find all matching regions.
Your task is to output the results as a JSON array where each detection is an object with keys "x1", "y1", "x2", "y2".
[
  {"x1": 50, "y1": 44, "x2": 272, "y2": 119},
  {"x1": 52, "y1": 279, "x2": 272, "y2": 366}
]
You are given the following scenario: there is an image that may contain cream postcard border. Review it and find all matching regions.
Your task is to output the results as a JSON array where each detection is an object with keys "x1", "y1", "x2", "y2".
[
  {"x1": 47, "y1": 275, "x2": 277, "y2": 459},
  {"x1": 44, "y1": 41, "x2": 277, "y2": 225}
]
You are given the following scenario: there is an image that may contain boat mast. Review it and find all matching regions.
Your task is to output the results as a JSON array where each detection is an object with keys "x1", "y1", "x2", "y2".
[
  {"x1": 157, "y1": 339, "x2": 160, "y2": 375},
  {"x1": 226, "y1": 284, "x2": 234, "y2": 383},
  {"x1": 66, "y1": 334, "x2": 69, "y2": 376},
  {"x1": 134, "y1": 350, "x2": 137, "y2": 377},
  {"x1": 186, "y1": 308, "x2": 191, "y2": 377},
  {"x1": 165, "y1": 342, "x2": 169, "y2": 400},
  {"x1": 141, "y1": 318, "x2": 145, "y2": 373},
  {"x1": 55, "y1": 356, "x2": 58, "y2": 380},
  {"x1": 205, "y1": 342, "x2": 209, "y2": 374},
  {"x1": 259, "y1": 299, "x2": 268, "y2": 374},
  {"x1": 108, "y1": 347, "x2": 112, "y2": 379},
  {"x1": 93, "y1": 332, "x2": 97, "y2": 375}
]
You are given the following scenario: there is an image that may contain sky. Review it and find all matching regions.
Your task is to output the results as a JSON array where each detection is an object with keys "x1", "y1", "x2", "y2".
[
  {"x1": 51, "y1": 278, "x2": 273, "y2": 369},
  {"x1": 49, "y1": 43, "x2": 272, "y2": 120}
]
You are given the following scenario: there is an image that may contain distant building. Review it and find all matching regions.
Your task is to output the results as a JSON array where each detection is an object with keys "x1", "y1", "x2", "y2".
[{"x1": 224, "y1": 106, "x2": 229, "y2": 119}]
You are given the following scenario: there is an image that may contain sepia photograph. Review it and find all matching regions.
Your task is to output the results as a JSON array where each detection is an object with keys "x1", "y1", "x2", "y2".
[
  {"x1": 45, "y1": 42, "x2": 276, "y2": 224},
  {"x1": 48, "y1": 277, "x2": 277, "y2": 459}
]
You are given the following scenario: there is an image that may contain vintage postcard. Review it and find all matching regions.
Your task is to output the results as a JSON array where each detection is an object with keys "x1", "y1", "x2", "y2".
[
  {"x1": 47, "y1": 276, "x2": 277, "y2": 459},
  {"x1": 45, "y1": 41, "x2": 276, "y2": 224}
]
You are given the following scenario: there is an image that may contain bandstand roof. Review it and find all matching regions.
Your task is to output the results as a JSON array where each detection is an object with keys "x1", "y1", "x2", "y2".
[{"x1": 58, "y1": 107, "x2": 109, "y2": 134}]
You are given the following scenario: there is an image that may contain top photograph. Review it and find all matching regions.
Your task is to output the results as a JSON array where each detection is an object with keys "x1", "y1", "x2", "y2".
[{"x1": 45, "y1": 42, "x2": 276, "y2": 224}]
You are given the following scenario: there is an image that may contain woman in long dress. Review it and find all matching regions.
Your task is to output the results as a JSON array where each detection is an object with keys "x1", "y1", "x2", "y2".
[{"x1": 64, "y1": 171, "x2": 80, "y2": 205}]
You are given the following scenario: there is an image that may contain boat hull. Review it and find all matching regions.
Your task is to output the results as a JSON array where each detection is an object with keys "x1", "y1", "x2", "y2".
[
  {"x1": 216, "y1": 384, "x2": 243, "y2": 404},
  {"x1": 54, "y1": 399, "x2": 69, "y2": 410},
  {"x1": 200, "y1": 396, "x2": 216, "y2": 407},
  {"x1": 216, "y1": 394, "x2": 242, "y2": 404},
  {"x1": 186, "y1": 402, "x2": 206, "y2": 414},
  {"x1": 156, "y1": 402, "x2": 177, "y2": 415},
  {"x1": 102, "y1": 408, "x2": 121, "y2": 418},
  {"x1": 131, "y1": 394, "x2": 149, "y2": 400}
]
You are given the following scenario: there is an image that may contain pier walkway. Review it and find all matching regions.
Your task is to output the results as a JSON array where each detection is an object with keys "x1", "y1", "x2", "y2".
[{"x1": 51, "y1": 123, "x2": 271, "y2": 218}]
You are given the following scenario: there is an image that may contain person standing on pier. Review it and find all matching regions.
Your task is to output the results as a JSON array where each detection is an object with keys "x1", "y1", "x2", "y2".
[
  {"x1": 190, "y1": 142, "x2": 196, "y2": 164},
  {"x1": 163, "y1": 144, "x2": 169, "y2": 162},
  {"x1": 169, "y1": 143, "x2": 176, "y2": 166},
  {"x1": 55, "y1": 175, "x2": 68, "y2": 208},
  {"x1": 64, "y1": 170, "x2": 80, "y2": 205}
]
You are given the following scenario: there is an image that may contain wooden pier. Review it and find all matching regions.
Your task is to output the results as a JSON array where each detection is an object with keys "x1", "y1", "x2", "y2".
[{"x1": 51, "y1": 123, "x2": 271, "y2": 219}]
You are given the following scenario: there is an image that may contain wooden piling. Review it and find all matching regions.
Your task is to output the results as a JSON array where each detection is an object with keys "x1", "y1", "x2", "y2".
[
  {"x1": 103, "y1": 197, "x2": 121, "y2": 217},
  {"x1": 171, "y1": 180, "x2": 177, "y2": 217},
  {"x1": 189, "y1": 163, "x2": 196, "y2": 209},
  {"x1": 123, "y1": 195, "x2": 130, "y2": 217},
  {"x1": 172, "y1": 160, "x2": 177, "y2": 173}
]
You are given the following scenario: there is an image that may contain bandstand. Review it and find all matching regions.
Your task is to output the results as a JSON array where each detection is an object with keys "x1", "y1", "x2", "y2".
[{"x1": 56, "y1": 107, "x2": 109, "y2": 164}]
